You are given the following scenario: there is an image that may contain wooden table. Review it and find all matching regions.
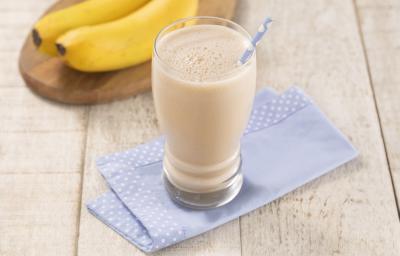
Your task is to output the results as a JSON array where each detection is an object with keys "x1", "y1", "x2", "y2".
[{"x1": 1, "y1": 0, "x2": 400, "y2": 255}]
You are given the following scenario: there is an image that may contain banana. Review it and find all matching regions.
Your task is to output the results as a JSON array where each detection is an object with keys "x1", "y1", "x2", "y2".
[
  {"x1": 33, "y1": 0, "x2": 149, "y2": 56},
  {"x1": 56, "y1": 0, "x2": 199, "y2": 72}
]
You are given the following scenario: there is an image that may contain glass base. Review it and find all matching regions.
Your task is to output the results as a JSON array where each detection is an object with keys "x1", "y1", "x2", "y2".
[{"x1": 162, "y1": 164, "x2": 243, "y2": 210}]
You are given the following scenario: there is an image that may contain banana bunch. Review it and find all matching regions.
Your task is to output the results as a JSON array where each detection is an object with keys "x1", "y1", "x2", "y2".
[{"x1": 33, "y1": 0, "x2": 199, "y2": 72}]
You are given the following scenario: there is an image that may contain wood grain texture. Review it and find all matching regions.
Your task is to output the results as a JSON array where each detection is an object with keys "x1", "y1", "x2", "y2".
[
  {"x1": 355, "y1": 0, "x2": 400, "y2": 210},
  {"x1": 0, "y1": 0, "x2": 53, "y2": 87},
  {"x1": 76, "y1": 94, "x2": 241, "y2": 255},
  {"x1": 0, "y1": 173, "x2": 81, "y2": 256},
  {"x1": 235, "y1": 0, "x2": 400, "y2": 255},
  {"x1": 0, "y1": 88, "x2": 87, "y2": 174},
  {"x1": 18, "y1": 0, "x2": 237, "y2": 105},
  {"x1": 0, "y1": 87, "x2": 86, "y2": 132},
  {"x1": 0, "y1": 1, "x2": 87, "y2": 256},
  {"x1": 0, "y1": 1, "x2": 89, "y2": 172}
]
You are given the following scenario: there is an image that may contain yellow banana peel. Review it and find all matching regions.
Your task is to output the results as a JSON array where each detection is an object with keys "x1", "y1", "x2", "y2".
[
  {"x1": 33, "y1": 0, "x2": 149, "y2": 56},
  {"x1": 56, "y1": 0, "x2": 199, "y2": 72}
]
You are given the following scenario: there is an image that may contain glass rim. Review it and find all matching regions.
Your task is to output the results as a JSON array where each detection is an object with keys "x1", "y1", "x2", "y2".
[{"x1": 153, "y1": 16, "x2": 255, "y2": 82}]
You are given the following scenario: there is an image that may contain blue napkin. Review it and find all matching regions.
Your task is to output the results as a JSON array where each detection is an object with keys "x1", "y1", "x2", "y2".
[{"x1": 87, "y1": 87, "x2": 357, "y2": 252}]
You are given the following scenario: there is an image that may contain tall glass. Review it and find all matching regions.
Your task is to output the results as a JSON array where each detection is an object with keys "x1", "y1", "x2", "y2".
[{"x1": 152, "y1": 16, "x2": 256, "y2": 209}]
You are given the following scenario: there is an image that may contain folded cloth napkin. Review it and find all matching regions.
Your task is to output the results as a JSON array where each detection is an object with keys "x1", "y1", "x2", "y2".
[{"x1": 87, "y1": 87, "x2": 357, "y2": 252}]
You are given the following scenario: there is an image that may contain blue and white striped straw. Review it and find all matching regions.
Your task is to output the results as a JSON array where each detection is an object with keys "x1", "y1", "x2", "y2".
[{"x1": 239, "y1": 17, "x2": 272, "y2": 64}]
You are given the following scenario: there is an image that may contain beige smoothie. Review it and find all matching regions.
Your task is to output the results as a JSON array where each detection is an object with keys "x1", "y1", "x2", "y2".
[{"x1": 152, "y1": 24, "x2": 256, "y2": 193}]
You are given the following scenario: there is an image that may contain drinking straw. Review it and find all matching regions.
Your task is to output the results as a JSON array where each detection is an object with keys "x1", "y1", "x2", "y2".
[{"x1": 239, "y1": 17, "x2": 272, "y2": 64}]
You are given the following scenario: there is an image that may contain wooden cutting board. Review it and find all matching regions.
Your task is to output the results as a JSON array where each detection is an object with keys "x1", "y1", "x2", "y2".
[{"x1": 18, "y1": 0, "x2": 237, "y2": 104}]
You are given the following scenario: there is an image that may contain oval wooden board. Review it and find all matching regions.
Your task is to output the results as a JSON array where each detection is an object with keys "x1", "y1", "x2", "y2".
[{"x1": 19, "y1": 0, "x2": 237, "y2": 104}]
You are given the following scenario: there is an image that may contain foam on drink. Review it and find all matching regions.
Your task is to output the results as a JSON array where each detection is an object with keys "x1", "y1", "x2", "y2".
[{"x1": 157, "y1": 25, "x2": 247, "y2": 82}]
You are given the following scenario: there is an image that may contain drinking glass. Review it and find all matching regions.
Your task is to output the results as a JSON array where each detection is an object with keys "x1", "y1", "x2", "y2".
[{"x1": 152, "y1": 16, "x2": 256, "y2": 209}]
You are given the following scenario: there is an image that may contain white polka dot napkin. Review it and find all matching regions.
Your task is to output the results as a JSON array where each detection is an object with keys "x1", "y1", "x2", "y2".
[{"x1": 87, "y1": 87, "x2": 358, "y2": 252}]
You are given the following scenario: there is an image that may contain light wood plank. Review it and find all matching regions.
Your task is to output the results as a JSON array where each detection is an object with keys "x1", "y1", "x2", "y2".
[
  {"x1": 0, "y1": 52, "x2": 25, "y2": 87},
  {"x1": 0, "y1": 173, "x2": 81, "y2": 256},
  {"x1": 236, "y1": 0, "x2": 400, "y2": 255},
  {"x1": 77, "y1": 93, "x2": 241, "y2": 255},
  {"x1": 0, "y1": 131, "x2": 85, "y2": 173},
  {"x1": 0, "y1": 88, "x2": 87, "y2": 174},
  {"x1": 0, "y1": 87, "x2": 86, "y2": 132},
  {"x1": 0, "y1": 0, "x2": 54, "y2": 88},
  {"x1": 0, "y1": 2, "x2": 87, "y2": 256},
  {"x1": 355, "y1": 0, "x2": 400, "y2": 210}
]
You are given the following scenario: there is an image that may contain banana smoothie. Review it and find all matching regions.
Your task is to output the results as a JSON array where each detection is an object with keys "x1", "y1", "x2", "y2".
[{"x1": 152, "y1": 17, "x2": 256, "y2": 208}]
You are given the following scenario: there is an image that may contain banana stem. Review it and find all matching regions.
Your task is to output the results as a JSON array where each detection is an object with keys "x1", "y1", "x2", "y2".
[
  {"x1": 56, "y1": 43, "x2": 66, "y2": 55},
  {"x1": 32, "y1": 29, "x2": 42, "y2": 47}
]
